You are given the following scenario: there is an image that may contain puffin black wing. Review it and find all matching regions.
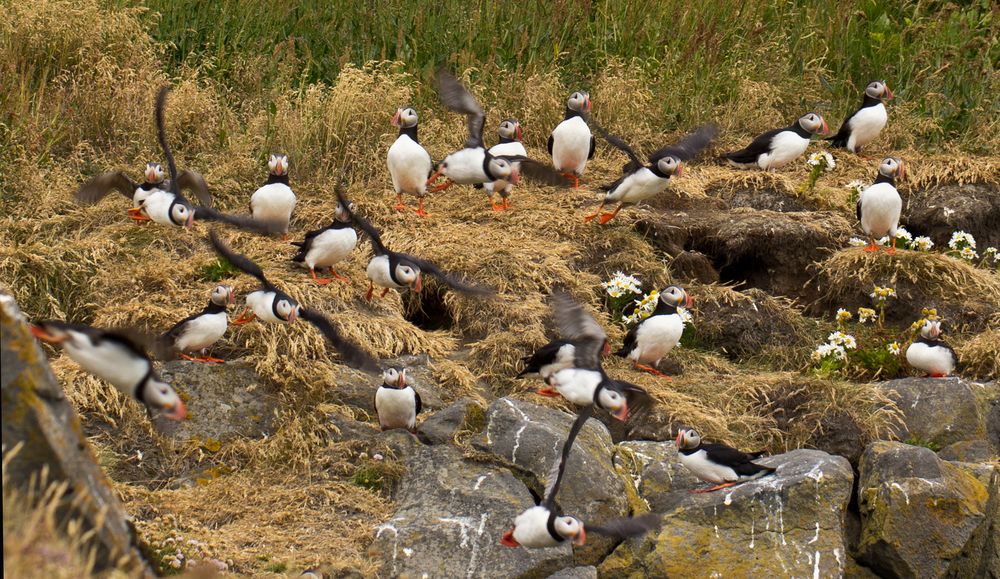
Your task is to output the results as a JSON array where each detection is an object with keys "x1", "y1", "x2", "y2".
[
  {"x1": 550, "y1": 291, "x2": 607, "y2": 369},
  {"x1": 541, "y1": 404, "x2": 593, "y2": 510},
  {"x1": 702, "y1": 442, "x2": 776, "y2": 477},
  {"x1": 207, "y1": 229, "x2": 273, "y2": 289},
  {"x1": 74, "y1": 171, "x2": 139, "y2": 204},
  {"x1": 498, "y1": 157, "x2": 570, "y2": 186},
  {"x1": 175, "y1": 170, "x2": 212, "y2": 207},
  {"x1": 547, "y1": 134, "x2": 554, "y2": 156},
  {"x1": 519, "y1": 339, "x2": 572, "y2": 377},
  {"x1": 855, "y1": 196, "x2": 863, "y2": 222},
  {"x1": 398, "y1": 253, "x2": 496, "y2": 297},
  {"x1": 335, "y1": 186, "x2": 389, "y2": 256},
  {"x1": 648, "y1": 123, "x2": 719, "y2": 163},
  {"x1": 414, "y1": 389, "x2": 422, "y2": 416},
  {"x1": 723, "y1": 128, "x2": 782, "y2": 164},
  {"x1": 826, "y1": 106, "x2": 861, "y2": 148},
  {"x1": 593, "y1": 124, "x2": 644, "y2": 174},
  {"x1": 615, "y1": 324, "x2": 639, "y2": 358},
  {"x1": 195, "y1": 206, "x2": 284, "y2": 235},
  {"x1": 608, "y1": 379, "x2": 653, "y2": 418},
  {"x1": 586, "y1": 513, "x2": 661, "y2": 538},
  {"x1": 298, "y1": 307, "x2": 381, "y2": 374},
  {"x1": 435, "y1": 68, "x2": 486, "y2": 149}
]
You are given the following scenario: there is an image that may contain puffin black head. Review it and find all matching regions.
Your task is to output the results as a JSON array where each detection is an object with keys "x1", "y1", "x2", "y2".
[
  {"x1": 394, "y1": 261, "x2": 422, "y2": 293},
  {"x1": 391, "y1": 107, "x2": 419, "y2": 128},
  {"x1": 498, "y1": 118, "x2": 522, "y2": 141},
  {"x1": 382, "y1": 366, "x2": 407, "y2": 389},
  {"x1": 798, "y1": 112, "x2": 829, "y2": 136},
  {"x1": 169, "y1": 199, "x2": 195, "y2": 228},
  {"x1": 268, "y1": 153, "x2": 289, "y2": 177},
  {"x1": 334, "y1": 200, "x2": 354, "y2": 222},
  {"x1": 140, "y1": 376, "x2": 186, "y2": 421},
  {"x1": 865, "y1": 80, "x2": 893, "y2": 101},
  {"x1": 275, "y1": 298, "x2": 300, "y2": 323},
  {"x1": 878, "y1": 157, "x2": 905, "y2": 181},
  {"x1": 567, "y1": 91, "x2": 592, "y2": 114},
  {"x1": 655, "y1": 155, "x2": 683, "y2": 178},
  {"x1": 486, "y1": 157, "x2": 519, "y2": 184},
  {"x1": 556, "y1": 515, "x2": 587, "y2": 546},
  {"x1": 144, "y1": 162, "x2": 166, "y2": 185},
  {"x1": 675, "y1": 427, "x2": 701, "y2": 450},
  {"x1": 660, "y1": 285, "x2": 693, "y2": 308},
  {"x1": 919, "y1": 319, "x2": 943, "y2": 340},
  {"x1": 210, "y1": 284, "x2": 235, "y2": 307},
  {"x1": 597, "y1": 388, "x2": 628, "y2": 421}
]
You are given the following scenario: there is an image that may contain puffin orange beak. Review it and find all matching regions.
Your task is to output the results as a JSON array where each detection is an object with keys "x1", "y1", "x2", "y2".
[
  {"x1": 227, "y1": 290, "x2": 236, "y2": 305},
  {"x1": 185, "y1": 211, "x2": 195, "y2": 228},
  {"x1": 414, "y1": 272, "x2": 423, "y2": 293},
  {"x1": 897, "y1": 162, "x2": 906, "y2": 181},
  {"x1": 536, "y1": 386, "x2": 560, "y2": 398},
  {"x1": 821, "y1": 119, "x2": 830, "y2": 135},
  {"x1": 611, "y1": 402, "x2": 629, "y2": 422},
  {"x1": 573, "y1": 527, "x2": 586, "y2": 546},
  {"x1": 391, "y1": 109, "x2": 401, "y2": 126},
  {"x1": 884, "y1": 85, "x2": 894, "y2": 100},
  {"x1": 29, "y1": 325, "x2": 65, "y2": 344},
  {"x1": 500, "y1": 529, "x2": 520, "y2": 548},
  {"x1": 675, "y1": 163, "x2": 684, "y2": 177},
  {"x1": 602, "y1": 340, "x2": 612, "y2": 357},
  {"x1": 288, "y1": 307, "x2": 298, "y2": 324},
  {"x1": 510, "y1": 168, "x2": 521, "y2": 185},
  {"x1": 684, "y1": 292, "x2": 693, "y2": 308},
  {"x1": 145, "y1": 167, "x2": 157, "y2": 182},
  {"x1": 515, "y1": 124, "x2": 522, "y2": 141},
  {"x1": 585, "y1": 98, "x2": 592, "y2": 112},
  {"x1": 164, "y1": 399, "x2": 187, "y2": 421},
  {"x1": 397, "y1": 374, "x2": 406, "y2": 388},
  {"x1": 675, "y1": 431, "x2": 684, "y2": 447}
]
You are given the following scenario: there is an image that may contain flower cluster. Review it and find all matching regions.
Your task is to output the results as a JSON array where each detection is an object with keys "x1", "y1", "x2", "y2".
[
  {"x1": 848, "y1": 237, "x2": 868, "y2": 247},
  {"x1": 143, "y1": 526, "x2": 229, "y2": 573},
  {"x1": 870, "y1": 285, "x2": 896, "y2": 303},
  {"x1": 677, "y1": 306, "x2": 693, "y2": 324},
  {"x1": 959, "y1": 246, "x2": 979, "y2": 261},
  {"x1": 836, "y1": 308, "x2": 852, "y2": 326},
  {"x1": 857, "y1": 307, "x2": 877, "y2": 324},
  {"x1": 602, "y1": 272, "x2": 642, "y2": 299},
  {"x1": 622, "y1": 289, "x2": 659, "y2": 325},
  {"x1": 845, "y1": 180, "x2": 866, "y2": 196},
  {"x1": 807, "y1": 151, "x2": 836, "y2": 171},
  {"x1": 948, "y1": 231, "x2": 976, "y2": 250},
  {"x1": 828, "y1": 330, "x2": 858, "y2": 350},
  {"x1": 812, "y1": 342, "x2": 848, "y2": 362},
  {"x1": 912, "y1": 236, "x2": 934, "y2": 251},
  {"x1": 877, "y1": 227, "x2": 913, "y2": 249}
]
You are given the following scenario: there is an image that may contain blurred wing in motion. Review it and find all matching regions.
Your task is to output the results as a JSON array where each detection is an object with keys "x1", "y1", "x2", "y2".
[
  {"x1": 498, "y1": 157, "x2": 572, "y2": 186},
  {"x1": 74, "y1": 171, "x2": 139, "y2": 205},
  {"x1": 648, "y1": 123, "x2": 719, "y2": 163},
  {"x1": 334, "y1": 185, "x2": 389, "y2": 256},
  {"x1": 549, "y1": 291, "x2": 607, "y2": 368},
  {"x1": 195, "y1": 206, "x2": 284, "y2": 235},
  {"x1": 436, "y1": 68, "x2": 486, "y2": 149},
  {"x1": 399, "y1": 253, "x2": 496, "y2": 297},
  {"x1": 176, "y1": 170, "x2": 212, "y2": 207},
  {"x1": 586, "y1": 513, "x2": 662, "y2": 538},
  {"x1": 298, "y1": 307, "x2": 381, "y2": 374},
  {"x1": 592, "y1": 124, "x2": 644, "y2": 174},
  {"x1": 207, "y1": 229, "x2": 271, "y2": 288},
  {"x1": 542, "y1": 404, "x2": 593, "y2": 510}
]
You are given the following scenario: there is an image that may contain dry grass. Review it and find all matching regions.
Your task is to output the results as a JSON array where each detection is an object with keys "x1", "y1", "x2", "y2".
[{"x1": 955, "y1": 326, "x2": 1000, "y2": 381}]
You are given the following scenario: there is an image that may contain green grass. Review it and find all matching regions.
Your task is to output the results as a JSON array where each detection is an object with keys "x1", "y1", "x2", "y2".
[{"x1": 197, "y1": 257, "x2": 240, "y2": 283}]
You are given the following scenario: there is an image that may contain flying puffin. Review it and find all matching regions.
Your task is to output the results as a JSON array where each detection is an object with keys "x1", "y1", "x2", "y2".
[
  {"x1": 250, "y1": 153, "x2": 296, "y2": 237},
  {"x1": 374, "y1": 366, "x2": 422, "y2": 431},
  {"x1": 159, "y1": 285, "x2": 234, "y2": 363},
  {"x1": 676, "y1": 427, "x2": 776, "y2": 493},
  {"x1": 387, "y1": 107, "x2": 434, "y2": 217},
  {"x1": 723, "y1": 113, "x2": 829, "y2": 170},
  {"x1": 518, "y1": 337, "x2": 612, "y2": 382},
  {"x1": 291, "y1": 193, "x2": 358, "y2": 285},
  {"x1": 857, "y1": 157, "x2": 905, "y2": 253},
  {"x1": 548, "y1": 91, "x2": 596, "y2": 189},
  {"x1": 538, "y1": 292, "x2": 650, "y2": 422},
  {"x1": 334, "y1": 187, "x2": 495, "y2": 301},
  {"x1": 587, "y1": 124, "x2": 718, "y2": 223},
  {"x1": 483, "y1": 118, "x2": 527, "y2": 211},
  {"x1": 426, "y1": 69, "x2": 567, "y2": 194},
  {"x1": 30, "y1": 321, "x2": 186, "y2": 421},
  {"x1": 207, "y1": 230, "x2": 380, "y2": 372},
  {"x1": 501, "y1": 405, "x2": 661, "y2": 548},
  {"x1": 74, "y1": 161, "x2": 210, "y2": 224},
  {"x1": 906, "y1": 318, "x2": 957, "y2": 377},
  {"x1": 616, "y1": 285, "x2": 692, "y2": 377},
  {"x1": 827, "y1": 81, "x2": 893, "y2": 155}
]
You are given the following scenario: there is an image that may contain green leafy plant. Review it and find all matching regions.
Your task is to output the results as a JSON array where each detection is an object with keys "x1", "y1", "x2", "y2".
[{"x1": 197, "y1": 257, "x2": 239, "y2": 282}]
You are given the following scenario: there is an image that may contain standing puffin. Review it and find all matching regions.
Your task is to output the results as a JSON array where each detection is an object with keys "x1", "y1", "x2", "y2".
[
  {"x1": 291, "y1": 194, "x2": 358, "y2": 285},
  {"x1": 906, "y1": 319, "x2": 957, "y2": 377},
  {"x1": 387, "y1": 107, "x2": 434, "y2": 217},
  {"x1": 587, "y1": 124, "x2": 717, "y2": 223},
  {"x1": 548, "y1": 92, "x2": 596, "y2": 189},
  {"x1": 250, "y1": 154, "x2": 296, "y2": 237},
  {"x1": 483, "y1": 119, "x2": 527, "y2": 211},
  {"x1": 676, "y1": 428, "x2": 776, "y2": 493},
  {"x1": 30, "y1": 321, "x2": 186, "y2": 421},
  {"x1": 426, "y1": 69, "x2": 566, "y2": 194},
  {"x1": 501, "y1": 405, "x2": 661, "y2": 548},
  {"x1": 723, "y1": 113, "x2": 829, "y2": 170},
  {"x1": 159, "y1": 284, "x2": 234, "y2": 363},
  {"x1": 335, "y1": 188, "x2": 495, "y2": 301},
  {"x1": 538, "y1": 292, "x2": 650, "y2": 422},
  {"x1": 827, "y1": 81, "x2": 893, "y2": 155},
  {"x1": 857, "y1": 157, "x2": 905, "y2": 253},
  {"x1": 74, "y1": 161, "x2": 210, "y2": 224},
  {"x1": 374, "y1": 367, "x2": 422, "y2": 431},
  {"x1": 616, "y1": 285, "x2": 692, "y2": 377}
]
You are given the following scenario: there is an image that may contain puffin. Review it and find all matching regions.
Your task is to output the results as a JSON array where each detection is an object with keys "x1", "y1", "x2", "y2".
[
  {"x1": 547, "y1": 91, "x2": 596, "y2": 188},
  {"x1": 483, "y1": 118, "x2": 527, "y2": 211},
  {"x1": 250, "y1": 153, "x2": 296, "y2": 237},
  {"x1": 159, "y1": 285, "x2": 234, "y2": 363},
  {"x1": 676, "y1": 428, "x2": 776, "y2": 493},
  {"x1": 906, "y1": 319, "x2": 957, "y2": 377},
  {"x1": 386, "y1": 107, "x2": 434, "y2": 217},
  {"x1": 207, "y1": 230, "x2": 380, "y2": 372},
  {"x1": 426, "y1": 69, "x2": 567, "y2": 194},
  {"x1": 291, "y1": 193, "x2": 358, "y2": 285},
  {"x1": 74, "y1": 161, "x2": 209, "y2": 224},
  {"x1": 616, "y1": 285, "x2": 692, "y2": 377},
  {"x1": 827, "y1": 81, "x2": 893, "y2": 155},
  {"x1": 518, "y1": 337, "x2": 612, "y2": 382},
  {"x1": 587, "y1": 124, "x2": 718, "y2": 223},
  {"x1": 335, "y1": 187, "x2": 495, "y2": 301},
  {"x1": 857, "y1": 157, "x2": 905, "y2": 253},
  {"x1": 723, "y1": 113, "x2": 829, "y2": 170},
  {"x1": 501, "y1": 405, "x2": 661, "y2": 548},
  {"x1": 374, "y1": 366, "x2": 422, "y2": 432},
  {"x1": 29, "y1": 321, "x2": 186, "y2": 421},
  {"x1": 538, "y1": 291, "x2": 650, "y2": 422}
]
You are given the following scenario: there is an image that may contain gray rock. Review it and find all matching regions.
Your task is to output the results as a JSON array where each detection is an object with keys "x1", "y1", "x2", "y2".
[
  {"x1": 938, "y1": 439, "x2": 996, "y2": 463},
  {"x1": 857, "y1": 441, "x2": 993, "y2": 578},
  {"x1": 473, "y1": 398, "x2": 629, "y2": 564},
  {"x1": 905, "y1": 182, "x2": 1000, "y2": 250},
  {"x1": 417, "y1": 397, "x2": 481, "y2": 445},
  {"x1": 545, "y1": 565, "x2": 598, "y2": 579},
  {"x1": 616, "y1": 441, "x2": 700, "y2": 512},
  {"x1": 711, "y1": 184, "x2": 812, "y2": 213},
  {"x1": 0, "y1": 293, "x2": 150, "y2": 575},
  {"x1": 368, "y1": 444, "x2": 572, "y2": 578},
  {"x1": 601, "y1": 449, "x2": 854, "y2": 578},
  {"x1": 328, "y1": 411, "x2": 378, "y2": 444},
  {"x1": 879, "y1": 377, "x2": 986, "y2": 448}
]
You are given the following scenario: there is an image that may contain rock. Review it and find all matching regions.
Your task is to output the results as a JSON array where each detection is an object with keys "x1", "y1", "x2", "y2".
[
  {"x1": 905, "y1": 182, "x2": 1000, "y2": 250},
  {"x1": 857, "y1": 441, "x2": 992, "y2": 578},
  {"x1": 0, "y1": 293, "x2": 149, "y2": 575},
  {"x1": 812, "y1": 411, "x2": 867, "y2": 465},
  {"x1": 668, "y1": 250, "x2": 719, "y2": 284},
  {"x1": 473, "y1": 398, "x2": 629, "y2": 564},
  {"x1": 989, "y1": 398, "x2": 1000, "y2": 453},
  {"x1": 156, "y1": 360, "x2": 278, "y2": 441},
  {"x1": 327, "y1": 354, "x2": 446, "y2": 417},
  {"x1": 417, "y1": 397, "x2": 482, "y2": 445},
  {"x1": 938, "y1": 439, "x2": 996, "y2": 463},
  {"x1": 545, "y1": 565, "x2": 598, "y2": 578},
  {"x1": 327, "y1": 411, "x2": 378, "y2": 444},
  {"x1": 879, "y1": 377, "x2": 986, "y2": 448},
  {"x1": 616, "y1": 441, "x2": 701, "y2": 512},
  {"x1": 601, "y1": 449, "x2": 854, "y2": 578},
  {"x1": 693, "y1": 287, "x2": 811, "y2": 364},
  {"x1": 368, "y1": 443, "x2": 572, "y2": 577},
  {"x1": 710, "y1": 184, "x2": 813, "y2": 213}
]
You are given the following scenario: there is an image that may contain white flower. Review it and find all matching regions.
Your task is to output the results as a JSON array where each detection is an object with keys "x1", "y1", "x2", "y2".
[
  {"x1": 876, "y1": 236, "x2": 890, "y2": 246},
  {"x1": 960, "y1": 246, "x2": 978, "y2": 260},
  {"x1": 836, "y1": 308, "x2": 852, "y2": 324},
  {"x1": 894, "y1": 227, "x2": 912, "y2": 242},
  {"x1": 827, "y1": 331, "x2": 857, "y2": 349},
  {"x1": 948, "y1": 231, "x2": 976, "y2": 250},
  {"x1": 858, "y1": 307, "x2": 876, "y2": 323},
  {"x1": 602, "y1": 272, "x2": 642, "y2": 296},
  {"x1": 887, "y1": 342, "x2": 901, "y2": 355},
  {"x1": 912, "y1": 236, "x2": 934, "y2": 251},
  {"x1": 841, "y1": 335, "x2": 857, "y2": 349},
  {"x1": 607, "y1": 288, "x2": 623, "y2": 298},
  {"x1": 821, "y1": 151, "x2": 836, "y2": 171},
  {"x1": 677, "y1": 306, "x2": 693, "y2": 324},
  {"x1": 807, "y1": 153, "x2": 823, "y2": 167},
  {"x1": 984, "y1": 247, "x2": 997, "y2": 262},
  {"x1": 845, "y1": 180, "x2": 866, "y2": 194},
  {"x1": 848, "y1": 237, "x2": 867, "y2": 247}
]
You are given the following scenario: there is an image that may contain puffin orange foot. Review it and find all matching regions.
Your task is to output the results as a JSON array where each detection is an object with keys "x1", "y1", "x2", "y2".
[
  {"x1": 634, "y1": 364, "x2": 671, "y2": 379},
  {"x1": 690, "y1": 482, "x2": 737, "y2": 493}
]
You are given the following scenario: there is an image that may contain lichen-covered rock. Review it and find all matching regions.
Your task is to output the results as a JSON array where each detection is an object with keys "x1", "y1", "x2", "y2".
[
  {"x1": 879, "y1": 377, "x2": 986, "y2": 448},
  {"x1": 472, "y1": 398, "x2": 629, "y2": 564},
  {"x1": 857, "y1": 441, "x2": 992, "y2": 578},
  {"x1": 546, "y1": 565, "x2": 597, "y2": 578},
  {"x1": 938, "y1": 439, "x2": 996, "y2": 463},
  {"x1": 601, "y1": 449, "x2": 853, "y2": 578},
  {"x1": 417, "y1": 397, "x2": 481, "y2": 445},
  {"x1": 368, "y1": 443, "x2": 571, "y2": 578},
  {"x1": 0, "y1": 293, "x2": 149, "y2": 575},
  {"x1": 616, "y1": 441, "x2": 700, "y2": 512}
]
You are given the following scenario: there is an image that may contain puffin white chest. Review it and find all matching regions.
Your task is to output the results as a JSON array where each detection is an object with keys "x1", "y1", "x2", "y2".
[
  {"x1": 607, "y1": 168, "x2": 668, "y2": 203},
  {"x1": 759, "y1": 131, "x2": 809, "y2": 169},
  {"x1": 485, "y1": 141, "x2": 527, "y2": 194},
  {"x1": 133, "y1": 186, "x2": 162, "y2": 207},
  {"x1": 551, "y1": 116, "x2": 592, "y2": 174},
  {"x1": 442, "y1": 148, "x2": 489, "y2": 184},
  {"x1": 63, "y1": 331, "x2": 149, "y2": 396},
  {"x1": 631, "y1": 314, "x2": 684, "y2": 363},
  {"x1": 245, "y1": 290, "x2": 285, "y2": 324},
  {"x1": 679, "y1": 449, "x2": 739, "y2": 484},
  {"x1": 847, "y1": 103, "x2": 887, "y2": 152},
  {"x1": 175, "y1": 311, "x2": 228, "y2": 353},
  {"x1": 905, "y1": 342, "x2": 955, "y2": 376},
  {"x1": 540, "y1": 344, "x2": 576, "y2": 381},
  {"x1": 375, "y1": 386, "x2": 417, "y2": 430},
  {"x1": 387, "y1": 135, "x2": 432, "y2": 194},
  {"x1": 550, "y1": 368, "x2": 602, "y2": 406},
  {"x1": 306, "y1": 228, "x2": 358, "y2": 269},
  {"x1": 512, "y1": 506, "x2": 562, "y2": 548},
  {"x1": 140, "y1": 191, "x2": 179, "y2": 226},
  {"x1": 251, "y1": 183, "x2": 296, "y2": 229},
  {"x1": 859, "y1": 183, "x2": 902, "y2": 238},
  {"x1": 367, "y1": 255, "x2": 404, "y2": 289}
]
